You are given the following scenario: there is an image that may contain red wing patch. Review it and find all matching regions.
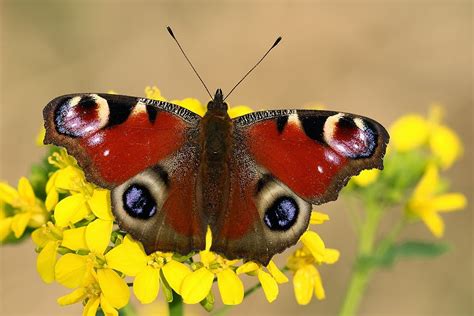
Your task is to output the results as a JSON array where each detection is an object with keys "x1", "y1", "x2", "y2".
[
  {"x1": 236, "y1": 110, "x2": 389, "y2": 204},
  {"x1": 43, "y1": 93, "x2": 200, "y2": 188},
  {"x1": 79, "y1": 111, "x2": 186, "y2": 186}
]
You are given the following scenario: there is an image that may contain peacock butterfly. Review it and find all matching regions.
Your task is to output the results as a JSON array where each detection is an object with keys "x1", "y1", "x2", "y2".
[{"x1": 43, "y1": 89, "x2": 389, "y2": 265}]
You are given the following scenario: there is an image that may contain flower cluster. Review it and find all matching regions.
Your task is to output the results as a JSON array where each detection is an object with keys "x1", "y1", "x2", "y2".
[
  {"x1": 0, "y1": 87, "x2": 339, "y2": 316},
  {"x1": 349, "y1": 105, "x2": 466, "y2": 238}
]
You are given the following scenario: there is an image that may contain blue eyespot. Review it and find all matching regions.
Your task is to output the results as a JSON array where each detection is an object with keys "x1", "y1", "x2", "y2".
[
  {"x1": 123, "y1": 184, "x2": 157, "y2": 219},
  {"x1": 264, "y1": 197, "x2": 299, "y2": 231}
]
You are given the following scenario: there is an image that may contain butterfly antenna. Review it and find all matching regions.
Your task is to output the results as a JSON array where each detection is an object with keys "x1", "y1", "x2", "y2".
[
  {"x1": 167, "y1": 26, "x2": 213, "y2": 99},
  {"x1": 224, "y1": 36, "x2": 282, "y2": 101}
]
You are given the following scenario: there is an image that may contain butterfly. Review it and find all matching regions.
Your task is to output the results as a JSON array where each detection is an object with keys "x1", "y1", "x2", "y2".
[{"x1": 43, "y1": 88, "x2": 389, "y2": 265}]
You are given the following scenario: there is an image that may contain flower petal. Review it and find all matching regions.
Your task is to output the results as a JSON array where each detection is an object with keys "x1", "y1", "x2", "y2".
[
  {"x1": 413, "y1": 163, "x2": 438, "y2": 199},
  {"x1": 313, "y1": 267, "x2": 325, "y2": 300},
  {"x1": 105, "y1": 237, "x2": 148, "y2": 276},
  {"x1": 267, "y1": 261, "x2": 288, "y2": 284},
  {"x1": 37, "y1": 240, "x2": 58, "y2": 283},
  {"x1": 55, "y1": 253, "x2": 88, "y2": 288},
  {"x1": 217, "y1": 268, "x2": 244, "y2": 305},
  {"x1": 97, "y1": 268, "x2": 130, "y2": 309},
  {"x1": 161, "y1": 260, "x2": 191, "y2": 294},
  {"x1": 0, "y1": 182, "x2": 20, "y2": 205},
  {"x1": 133, "y1": 266, "x2": 160, "y2": 304},
  {"x1": 0, "y1": 217, "x2": 13, "y2": 241},
  {"x1": 100, "y1": 294, "x2": 119, "y2": 316},
  {"x1": 236, "y1": 261, "x2": 259, "y2": 275},
  {"x1": 83, "y1": 296, "x2": 100, "y2": 316},
  {"x1": 351, "y1": 169, "x2": 380, "y2": 187},
  {"x1": 45, "y1": 189, "x2": 59, "y2": 212},
  {"x1": 228, "y1": 105, "x2": 253, "y2": 118},
  {"x1": 310, "y1": 212, "x2": 330, "y2": 225},
  {"x1": 57, "y1": 288, "x2": 87, "y2": 306},
  {"x1": 54, "y1": 194, "x2": 89, "y2": 227},
  {"x1": 171, "y1": 98, "x2": 206, "y2": 116},
  {"x1": 257, "y1": 270, "x2": 279, "y2": 303},
  {"x1": 205, "y1": 226, "x2": 212, "y2": 251},
  {"x1": 300, "y1": 231, "x2": 326, "y2": 262},
  {"x1": 421, "y1": 211, "x2": 444, "y2": 238},
  {"x1": 18, "y1": 177, "x2": 35, "y2": 205},
  {"x1": 430, "y1": 125, "x2": 463, "y2": 169},
  {"x1": 11, "y1": 212, "x2": 31, "y2": 238},
  {"x1": 54, "y1": 166, "x2": 85, "y2": 192},
  {"x1": 62, "y1": 226, "x2": 87, "y2": 250},
  {"x1": 88, "y1": 189, "x2": 114, "y2": 220},
  {"x1": 293, "y1": 265, "x2": 315, "y2": 305},
  {"x1": 180, "y1": 267, "x2": 214, "y2": 304},
  {"x1": 86, "y1": 219, "x2": 112, "y2": 254},
  {"x1": 322, "y1": 248, "x2": 340, "y2": 264},
  {"x1": 432, "y1": 194, "x2": 467, "y2": 212},
  {"x1": 390, "y1": 114, "x2": 429, "y2": 152}
]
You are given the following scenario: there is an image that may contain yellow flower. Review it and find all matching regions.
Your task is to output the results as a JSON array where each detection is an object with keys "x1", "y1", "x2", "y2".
[
  {"x1": 144, "y1": 86, "x2": 207, "y2": 116},
  {"x1": 105, "y1": 234, "x2": 190, "y2": 304},
  {"x1": 407, "y1": 163, "x2": 467, "y2": 237},
  {"x1": 429, "y1": 124, "x2": 463, "y2": 169},
  {"x1": 54, "y1": 193, "x2": 115, "y2": 289},
  {"x1": 351, "y1": 169, "x2": 381, "y2": 187},
  {"x1": 227, "y1": 105, "x2": 253, "y2": 118},
  {"x1": 389, "y1": 106, "x2": 463, "y2": 169},
  {"x1": 390, "y1": 114, "x2": 430, "y2": 152},
  {"x1": 47, "y1": 150, "x2": 113, "y2": 228},
  {"x1": 286, "y1": 230, "x2": 339, "y2": 304},
  {"x1": 180, "y1": 228, "x2": 247, "y2": 305},
  {"x1": 58, "y1": 269, "x2": 129, "y2": 316},
  {"x1": 236, "y1": 260, "x2": 288, "y2": 303},
  {"x1": 309, "y1": 211, "x2": 330, "y2": 225},
  {"x1": 144, "y1": 86, "x2": 254, "y2": 118},
  {"x1": 36, "y1": 127, "x2": 46, "y2": 146},
  {"x1": 0, "y1": 177, "x2": 47, "y2": 240},
  {"x1": 32, "y1": 222, "x2": 63, "y2": 283}
]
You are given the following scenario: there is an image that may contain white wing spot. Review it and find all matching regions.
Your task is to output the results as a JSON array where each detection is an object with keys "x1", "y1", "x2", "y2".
[{"x1": 324, "y1": 113, "x2": 344, "y2": 144}]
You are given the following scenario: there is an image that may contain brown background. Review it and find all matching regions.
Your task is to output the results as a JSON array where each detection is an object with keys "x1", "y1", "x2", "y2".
[{"x1": 0, "y1": 1, "x2": 472, "y2": 315}]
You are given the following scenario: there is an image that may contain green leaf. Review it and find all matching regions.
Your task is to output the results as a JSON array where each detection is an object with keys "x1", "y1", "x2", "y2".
[
  {"x1": 394, "y1": 241, "x2": 450, "y2": 258},
  {"x1": 372, "y1": 241, "x2": 450, "y2": 268}
]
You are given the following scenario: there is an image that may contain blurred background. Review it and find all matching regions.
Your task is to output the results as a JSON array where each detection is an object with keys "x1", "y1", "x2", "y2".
[{"x1": 0, "y1": 1, "x2": 472, "y2": 315}]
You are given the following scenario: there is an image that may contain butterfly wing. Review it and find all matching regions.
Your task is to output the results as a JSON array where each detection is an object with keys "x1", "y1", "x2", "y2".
[
  {"x1": 211, "y1": 109, "x2": 389, "y2": 264},
  {"x1": 43, "y1": 93, "x2": 207, "y2": 254}
]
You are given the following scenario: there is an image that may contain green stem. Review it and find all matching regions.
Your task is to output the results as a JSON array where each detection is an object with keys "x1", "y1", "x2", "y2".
[
  {"x1": 338, "y1": 262, "x2": 373, "y2": 316},
  {"x1": 339, "y1": 201, "x2": 382, "y2": 316},
  {"x1": 169, "y1": 294, "x2": 184, "y2": 316},
  {"x1": 357, "y1": 201, "x2": 383, "y2": 255}
]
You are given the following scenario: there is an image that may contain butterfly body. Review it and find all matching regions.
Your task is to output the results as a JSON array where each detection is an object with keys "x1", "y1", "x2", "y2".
[
  {"x1": 43, "y1": 90, "x2": 389, "y2": 264},
  {"x1": 198, "y1": 89, "x2": 233, "y2": 225}
]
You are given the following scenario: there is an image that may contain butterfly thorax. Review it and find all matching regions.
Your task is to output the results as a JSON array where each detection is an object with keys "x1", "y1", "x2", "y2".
[{"x1": 197, "y1": 89, "x2": 233, "y2": 222}]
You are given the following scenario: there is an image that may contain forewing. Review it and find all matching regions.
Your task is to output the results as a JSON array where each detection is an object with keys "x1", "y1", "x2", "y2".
[
  {"x1": 43, "y1": 93, "x2": 200, "y2": 188},
  {"x1": 233, "y1": 109, "x2": 389, "y2": 204},
  {"x1": 43, "y1": 93, "x2": 206, "y2": 254}
]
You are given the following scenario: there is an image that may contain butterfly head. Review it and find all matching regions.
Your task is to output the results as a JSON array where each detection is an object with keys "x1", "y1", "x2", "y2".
[{"x1": 207, "y1": 88, "x2": 228, "y2": 112}]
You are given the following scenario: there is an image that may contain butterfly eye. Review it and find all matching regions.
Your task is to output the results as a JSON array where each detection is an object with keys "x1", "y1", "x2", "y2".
[
  {"x1": 122, "y1": 184, "x2": 157, "y2": 219},
  {"x1": 111, "y1": 166, "x2": 168, "y2": 224},
  {"x1": 263, "y1": 196, "x2": 299, "y2": 231},
  {"x1": 255, "y1": 175, "x2": 311, "y2": 235}
]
